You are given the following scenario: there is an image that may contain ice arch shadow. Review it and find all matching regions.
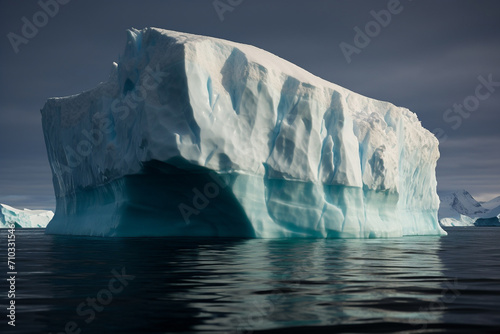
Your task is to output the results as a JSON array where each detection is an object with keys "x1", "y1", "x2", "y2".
[
  {"x1": 46, "y1": 158, "x2": 255, "y2": 237},
  {"x1": 116, "y1": 158, "x2": 256, "y2": 237}
]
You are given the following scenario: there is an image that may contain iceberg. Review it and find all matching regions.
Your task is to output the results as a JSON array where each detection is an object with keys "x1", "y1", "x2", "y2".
[
  {"x1": 475, "y1": 198, "x2": 500, "y2": 226},
  {"x1": 439, "y1": 216, "x2": 475, "y2": 227},
  {"x1": 41, "y1": 28, "x2": 445, "y2": 237},
  {"x1": 0, "y1": 203, "x2": 54, "y2": 228},
  {"x1": 475, "y1": 215, "x2": 500, "y2": 227}
]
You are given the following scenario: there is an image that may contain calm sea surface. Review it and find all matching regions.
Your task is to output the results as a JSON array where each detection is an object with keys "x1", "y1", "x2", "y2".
[{"x1": 1, "y1": 227, "x2": 499, "y2": 333}]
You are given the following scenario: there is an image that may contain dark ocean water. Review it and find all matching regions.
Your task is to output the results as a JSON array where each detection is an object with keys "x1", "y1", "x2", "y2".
[{"x1": 1, "y1": 227, "x2": 499, "y2": 334}]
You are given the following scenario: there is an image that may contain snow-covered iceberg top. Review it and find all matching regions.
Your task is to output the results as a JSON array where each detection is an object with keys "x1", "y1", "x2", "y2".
[
  {"x1": 0, "y1": 203, "x2": 53, "y2": 228},
  {"x1": 41, "y1": 28, "x2": 444, "y2": 237}
]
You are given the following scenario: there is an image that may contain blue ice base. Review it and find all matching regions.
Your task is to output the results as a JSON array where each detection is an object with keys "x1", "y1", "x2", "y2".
[{"x1": 46, "y1": 160, "x2": 445, "y2": 238}]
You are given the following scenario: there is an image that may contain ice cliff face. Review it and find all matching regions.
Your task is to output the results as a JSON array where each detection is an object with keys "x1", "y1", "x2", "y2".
[
  {"x1": 41, "y1": 28, "x2": 445, "y2": 237},
  {"x1": 0, "y1": 204, "x2": 53, "y2": 228}
]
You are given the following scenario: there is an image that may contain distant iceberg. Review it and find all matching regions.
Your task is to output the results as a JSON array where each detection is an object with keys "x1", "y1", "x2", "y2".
[
  {"x1": 476, "y1": 196, "x2": 500, "y2": 226},
  {"x1": 439, "y1": 190, "x2": 500, "y2": 227},
  {"x1": 0, "y1": 203, "x2": 53, "y2": 228},
  {"x1": 41, "y1": 28, "x2": 445, "y2": 238}
]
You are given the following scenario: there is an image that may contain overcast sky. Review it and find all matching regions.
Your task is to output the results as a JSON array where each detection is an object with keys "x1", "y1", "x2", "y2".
[{"x1": 0, "y1": 0, "x2": 499, "y2": 209}]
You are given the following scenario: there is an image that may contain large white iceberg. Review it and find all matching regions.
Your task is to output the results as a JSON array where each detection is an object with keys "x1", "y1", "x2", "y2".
[
  {"x1": 0, "y1": 203, "x2": 53, "y2": 228},
  {"x1": 41, "y1": 28, "x2": 445, "y2": 238}
]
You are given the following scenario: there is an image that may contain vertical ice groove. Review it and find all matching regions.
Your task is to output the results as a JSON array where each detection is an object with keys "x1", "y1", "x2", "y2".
[
  {"x1": 266, "y1": 77, "x2": 299, "y2": 161},
  {"x1": 207, "y1": 76, "x2": 213, "y2": 109},
  {"x1": 204, "y1": 145, "x2": 218, "y2": 166},
  {"x1": 221, "y1": 48, "x2": 249, "y2": 115},
  {"x1": 126, "y1": 28, "x2": 143, "y2": 55}
]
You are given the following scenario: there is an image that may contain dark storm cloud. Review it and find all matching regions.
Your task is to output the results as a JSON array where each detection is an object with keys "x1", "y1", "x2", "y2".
[
  {"x1": 0, "y1": 158, "x2": 55, "y2": 210},
  {"x1": 438, "y1": 137, "x2": 500, "y2": 201},
  {"x1": 0, "y1": 0, "x2": 499, "y2": 209}
]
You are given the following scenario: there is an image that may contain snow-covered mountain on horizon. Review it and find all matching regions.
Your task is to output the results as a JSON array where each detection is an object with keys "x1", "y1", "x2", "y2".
[
  {"x1": 481, "y1": 196, "x2": 500, "y2": 210},
  {"x1": 0, "y1": 203, "x2": 54, "y2": 228},
  {"x1": 439, "y1": 190, "x2": 500, "y2": 227}
]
